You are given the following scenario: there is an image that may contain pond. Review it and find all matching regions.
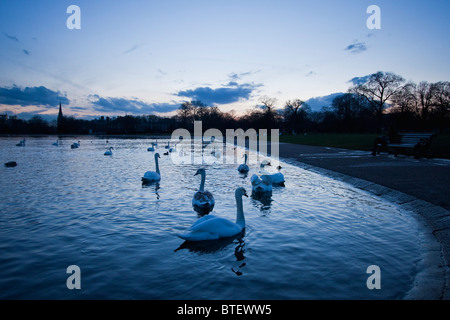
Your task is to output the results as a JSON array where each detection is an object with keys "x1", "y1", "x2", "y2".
[{"x1": 0, "y1": 137, "x2": 433, "y2": 299}]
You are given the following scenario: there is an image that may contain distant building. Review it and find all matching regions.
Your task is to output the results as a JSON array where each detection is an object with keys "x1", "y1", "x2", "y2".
[{"x1": 57, "y1": 102, "x2": 65, "y2": 134}]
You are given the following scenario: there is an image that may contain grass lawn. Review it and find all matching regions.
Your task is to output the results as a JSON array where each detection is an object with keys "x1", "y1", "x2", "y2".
[
  {"x1": 280, "y1": 133, "x2": 450, "y2": 159},
  {"x1": 280, "y1": 133, "x2": 379, "y2": 151}
]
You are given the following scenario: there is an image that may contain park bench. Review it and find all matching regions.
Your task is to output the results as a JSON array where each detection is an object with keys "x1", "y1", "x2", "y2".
[{"x1": 387, "y1": 133, "x2": 436, "y2": 158}]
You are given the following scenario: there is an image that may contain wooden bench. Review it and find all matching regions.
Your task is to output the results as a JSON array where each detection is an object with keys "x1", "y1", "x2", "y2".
[{"x1": 387, "y1": 133, "x2": 436, "y2": 158}]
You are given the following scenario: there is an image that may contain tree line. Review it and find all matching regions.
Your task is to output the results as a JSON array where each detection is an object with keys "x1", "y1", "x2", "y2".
[{"x1": 1, "y1": 72, "x2": 448, "y2": 136}]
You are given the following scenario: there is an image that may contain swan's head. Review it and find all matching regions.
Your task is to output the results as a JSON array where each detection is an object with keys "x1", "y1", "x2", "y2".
[
  {"x1": 260, "y1": 160, "x2": 271, "y2": 167},
  {"x1": 277, "y1": 166, "x2": 282, "y2": 171},
  {"x1": 194, "y1": 168, "x2": 206, "y2": 176},
  {"x1": 236, "y1": 187, "x2": 248, "y2": 198},
  {"x1": 155, "y1": 153, "x2": 161, "y2": 159}
]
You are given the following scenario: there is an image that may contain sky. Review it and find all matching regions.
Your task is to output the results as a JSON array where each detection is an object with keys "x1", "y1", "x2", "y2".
[{"x1": 0, "y1": 0, "x2": 449, "y2": 120}]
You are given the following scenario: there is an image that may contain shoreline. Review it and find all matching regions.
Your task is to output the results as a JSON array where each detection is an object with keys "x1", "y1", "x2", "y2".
[{"x1": 277, "y1": 143, "x2": 449, "y2": 300}]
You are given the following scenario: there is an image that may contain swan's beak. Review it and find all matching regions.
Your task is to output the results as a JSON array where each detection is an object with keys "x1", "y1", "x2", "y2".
[
  {"x1": 243, "y1": 191, "x2": 248, "y2": 197},
  {"x1": 267, "y1": 162, "x2": 272, "y2": 166}
]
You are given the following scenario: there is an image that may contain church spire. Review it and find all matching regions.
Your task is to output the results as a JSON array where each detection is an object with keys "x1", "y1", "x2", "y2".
[
  {"x1": 58, "y1": 101, "x2": 63, "y2": 119},
  {"x1": 57, "y1": 101, "x2": 64, "y2": 134}
]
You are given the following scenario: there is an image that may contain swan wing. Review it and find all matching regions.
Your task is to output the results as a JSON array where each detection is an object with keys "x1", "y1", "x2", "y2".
[
  {"x1": 143, "y1": 171, "x2": 161, "y2": 181},
  {"x1": 193, "y1": 191, "x2": 215, "y2": 207},
  {"x1": 271, "y1": 173, "x2": 285, "y2": 185},
  {"x1": 238, "y1": 164, "x2": 249, "y2": 172},
  {"x1": 187, "y1": 216, "x2": 242, "y2": 239},
  {"x1": 250, "y1": 174, "x2": 261, "y2": 186},
  {"x1": 178, "y1": 230, "x2": 220, "y2": 242}
]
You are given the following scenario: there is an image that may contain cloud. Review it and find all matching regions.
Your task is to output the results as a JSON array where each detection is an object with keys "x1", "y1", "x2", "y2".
[
  {"x1": 348, "y1": 75, "x2": 372, "y2": 86},
  {"x1": 3, "y1": 32, "x2": 19, "y2": 42},
  {"x1": 176, "y1": 82, "x2": 262, "y2": 105},
  {"x1": 22, "y1": 49, "x2": 30, "y2": 55},
  {"x1": 13, "y1": 112, "x2": 57, "y2": 122},
  {"x1": 345, "y1": 41, "x2": 368, "y2": 54},
  {"x1": 305, "y1": 92, "x2": 345, "y2": 112},
  {"x1": 228, "y1": 70, "x2": 260, "y2": 81},
  {"x1": 305, "y1": 71, "x2": 317, "y2": 77},
  {"x1": 88, "y1": 95, "x2": 179, "y2": 114},
  {"x1": 0, "y1": 85, "x2": 70, "y2": 107},
  {"x1": 122, "y1": 45, "x2": 139, "y2": 55}
]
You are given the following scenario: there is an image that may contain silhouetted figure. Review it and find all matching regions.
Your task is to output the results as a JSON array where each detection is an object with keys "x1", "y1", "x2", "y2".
[{"x1": 372, "y1": 136, "x2": 389, "y2": 156}]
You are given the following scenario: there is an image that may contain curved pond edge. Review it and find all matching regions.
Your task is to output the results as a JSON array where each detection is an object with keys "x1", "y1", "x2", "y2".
[{"x1": 281, "y1": 157, "x2": 449, "y2": 300}]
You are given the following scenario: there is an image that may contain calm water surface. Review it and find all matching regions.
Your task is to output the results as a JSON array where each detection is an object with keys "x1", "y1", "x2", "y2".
[{"x1": 0, "y1": 137, "x2": 430, "y2": 299}]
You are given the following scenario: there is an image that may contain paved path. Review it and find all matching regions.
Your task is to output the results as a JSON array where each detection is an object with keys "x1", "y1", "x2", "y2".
[{"x1": 278, "y1": 143, "x2": 450, "y2": 299}]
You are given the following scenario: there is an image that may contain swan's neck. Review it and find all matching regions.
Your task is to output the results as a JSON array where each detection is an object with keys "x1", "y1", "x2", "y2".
[
  {"x1": 244, "y1": 154, "x2": 248, "y2": 165},
  {"x1": 235, "y1": 195, "x2": 245, "y2": 228},
  {"x1": 155, "y1": 155, "x2": 160, "y2": 175},
  {"x1": 199, "y1": 172, "x2": 206, "y2": 192}
]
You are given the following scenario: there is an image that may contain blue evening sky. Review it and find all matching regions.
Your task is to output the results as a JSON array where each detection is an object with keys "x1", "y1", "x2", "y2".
[{"x1": 0, "y1": 0, "x2": 449, "y2": 119}]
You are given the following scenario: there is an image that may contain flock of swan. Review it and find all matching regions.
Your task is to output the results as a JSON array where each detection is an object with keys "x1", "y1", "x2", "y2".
[
  {"x1": 7, "y1": 138, "x2": 285, "y2": 243},
  {"x1": 141, "y1": 142, "x2": 285, "y2": 242}
]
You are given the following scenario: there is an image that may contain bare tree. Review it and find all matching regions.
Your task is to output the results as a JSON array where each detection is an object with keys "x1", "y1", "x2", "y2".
[
  {"x1": 431, "y1": 81, "x2": 450, "y2": 131},
  {"x1": 350, "y1": 71, "x2": 405, "y2": 131},
  {"x1": 258, "y1": 96, "x2": 278, "y2": 130},
  {"x1": 177, "y1": 101, "x2": 194, "y2": 128},
  {"x1": 284, "y1": 99, "x2": 311, "y2": 134}
]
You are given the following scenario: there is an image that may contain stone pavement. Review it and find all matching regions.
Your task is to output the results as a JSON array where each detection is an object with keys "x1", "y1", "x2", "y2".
[{"x1": 278, "y1": 143, "x2": 450, "y2": 299}]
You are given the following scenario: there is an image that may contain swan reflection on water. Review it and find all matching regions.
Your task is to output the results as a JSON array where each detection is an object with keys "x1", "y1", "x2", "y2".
[
  {"x1": 175, "y1": 232, "x2": 247, "y2": 276},
  {"x1": 142, "y1": 181, "x2": 161, "y2": 199},
  {"x1": 251, "y1": 192, "x2": 273, "y2": 215}
]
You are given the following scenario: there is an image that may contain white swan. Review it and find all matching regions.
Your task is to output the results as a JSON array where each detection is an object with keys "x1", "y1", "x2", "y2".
[
  {"x1": 104, "y1": 147, "x2": 113, "y2": 156},
  {"x1": 250, "y1": 174, "x2": 273, "y2": 194},
  {"x1": 52, "y1": 140, "x2": 59, "y2": 146},
  {"x1": 270, "y1": 166, "x2": 285, "y2": 186},
  {"x1": 179, "y1": 188, "x2": 248, "y2": 242},
  {"x1": 237, "y1": 154, "x2": 250, "y2": 174},
  {"x1": 165, "y1": 141, "x2": 171, "y2": 149},
  {"x1": 258, "y1": 160, "x2": 271, "y2": 175},
  {"x1": 192, "y1": 169, "x2": 215, "y2": 214},
  {"x1": 148, "y1": 143, "x2": 156, "y2": 152},
  {"x1": 258, "y1": 161, "x2": 285, "y2": 186},
  {"x1": 142, "y1": 153, "x2": 161, "y2": 183},
  {"x1": 16, "y1": 139, "x2": 26, "y2": 147},
  {"x1": 71, "y1": 141, "x2": 80, "y2": 149}
]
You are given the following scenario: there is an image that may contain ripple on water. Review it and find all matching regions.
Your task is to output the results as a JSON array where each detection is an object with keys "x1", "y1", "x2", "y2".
[{"x1": 0, "y1": 137, "x2": 434, "y2": 299}]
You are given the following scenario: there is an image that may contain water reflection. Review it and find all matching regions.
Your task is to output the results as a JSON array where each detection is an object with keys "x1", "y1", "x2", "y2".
[
  {"x1": 175, "y1": 231, "x2": 247, "y2": 276},
  {"x1": 251, "y1": 191, "x2": 273, "y2": 216},
  {"x1": 142, "y1": 182, "x2": 160, "y2": 199}
]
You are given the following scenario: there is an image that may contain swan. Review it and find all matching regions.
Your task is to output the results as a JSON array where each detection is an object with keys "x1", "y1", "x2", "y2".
[
  {"x1": 104, "y1": 147, "x2": 113, "y2": 156},
  {"x1": 71, "y1": 141, "x2": 80, "y2": 149},
  {"x1": 16, "y1": 139, "x2": 26, "y2": 147},
  {"x1": 270, "y1": 166, "x2": 285, "y2": 186},
  {"x1": 179, "y1": 187, "x2": 248, "y2": 242},
  {"x1": 148, "y1": 143, "x2": 156, "y2": 152},
  {"x1": 192, "y1": 169, "x2": 215, "y2": 214},
  {"x1": 165, "y1": 141, "x2": 171, "y2": 149},
  {"x1": 237, "y1": 154, "x2": 250, "y2": 174},
  {"x1": 211, "y1": 148, "x2": 221, "y2": 158},
  {"x1": 258, "y1": 161, "x2": 285, "y2": 186},
  {"x1": 258, "y1": 160, "x2": 271, "y2": 175},
  {"x1": 52, "y1": 140, "x2": 59, "y2": 146},
  {"x1": 250, "y1": 174, "x2": 272, "y2": 194},
  {"x1": 142, "y1": 153, "x2": 161, "y2": 184},
  {"x1": 5, "y1": 161, "x2": 17, "y2": 168}
]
